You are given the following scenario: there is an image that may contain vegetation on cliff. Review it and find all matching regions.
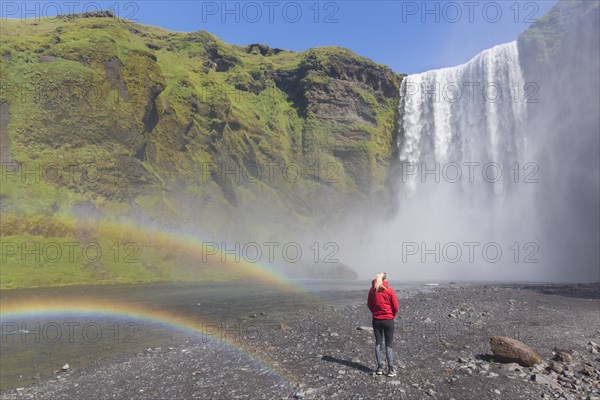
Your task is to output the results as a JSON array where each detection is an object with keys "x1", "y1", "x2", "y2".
[{"x1": 0, "y1": 12, "x2": 402, "y2": 287}]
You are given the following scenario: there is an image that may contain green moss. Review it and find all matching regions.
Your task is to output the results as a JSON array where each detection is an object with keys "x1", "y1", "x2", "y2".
[{"x1": 1, "y1": 14, "x2": 402, "y2": 289}]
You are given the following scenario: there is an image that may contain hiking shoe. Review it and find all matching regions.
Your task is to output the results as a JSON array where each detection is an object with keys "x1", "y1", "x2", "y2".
[
  {"x1": 387, "y1": 369, "x2": 397, "y2": 377},
  {"x1": 375, "y1": 368, "x2": 384, "y2": 375}
]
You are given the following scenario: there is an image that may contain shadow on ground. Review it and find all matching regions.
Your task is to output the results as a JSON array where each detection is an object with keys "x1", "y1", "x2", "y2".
[{"x1": 321, "y1": 355, "x2": 373, "y2": 373}]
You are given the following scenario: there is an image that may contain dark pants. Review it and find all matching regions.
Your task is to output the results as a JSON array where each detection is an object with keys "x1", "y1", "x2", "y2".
[{"x1": 372, "y1": 318, "x2": 395, "y2": 369}]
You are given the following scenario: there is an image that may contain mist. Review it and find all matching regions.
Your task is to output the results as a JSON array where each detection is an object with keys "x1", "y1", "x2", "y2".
[
  {"x1": 321, "y1": 2, "x2": 600, "y2": 283},
  {"x1": 123, "y1": 1, "x2": 599, "y2": 285}
]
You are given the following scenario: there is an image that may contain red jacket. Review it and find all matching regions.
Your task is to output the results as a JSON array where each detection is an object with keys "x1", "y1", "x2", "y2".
[{"x1": 367, "y1": 280, "x2": 399, "y2": 320}]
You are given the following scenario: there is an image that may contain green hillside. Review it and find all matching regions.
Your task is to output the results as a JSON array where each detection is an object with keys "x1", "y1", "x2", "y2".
[{"x1": 0, "y1": 12, "x2": 402, "y2": 288}]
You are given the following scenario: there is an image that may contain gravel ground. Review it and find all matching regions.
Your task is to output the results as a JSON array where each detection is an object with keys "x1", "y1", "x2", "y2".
[{"x1": 2, "y1": 283, "x2": 599, "y2": 400}]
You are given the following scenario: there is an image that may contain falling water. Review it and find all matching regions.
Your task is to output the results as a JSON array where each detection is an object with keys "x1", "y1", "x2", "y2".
[
  {"x1": 340, "y1": 39, "x2": 596, "y2": 282},
  {"x1": 398, "y1": 41, "x2": 529, "y2": 197},
  {"x1": 389, "y1": 41, "x2": 539, "y2": 280}
]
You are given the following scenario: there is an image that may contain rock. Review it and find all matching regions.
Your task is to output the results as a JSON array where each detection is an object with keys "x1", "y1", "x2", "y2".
[
  {"x1": 425, "y1": 388, "x2": 437, "y2": 396},
  {"x1": 554, "y1": 351, "x2": 574, "y2": 363},
  {"x1": 493, "y1": 389, "x2": 501, "y2": 394},
  {"x1": 531, "y1": 374, "x2": 556, "y2": 386},
  {"x1": 548, "y1": 361, "x2": 564, "y2": 374},
  {"x1": 293, "y1": 391, "x2": 304, "y2": 399},
  {"x1": 62, "y1": 363, "x2": 70, "y2": 371},
  {"x1": 531, "y1": 363, "x2": 546, "y2": 374},
  {"x1": 557, "y1": 374, "x2": 572, "y2": 382},
  {"x1": 489, "y1": 336, "x2": 543, "y2": 367},
  {"x1": 581, "y1": 364, "x2": 595, "y2": 376},
  {"x1": 500, "y1": 363, "x2": 521, "y2": 371}
]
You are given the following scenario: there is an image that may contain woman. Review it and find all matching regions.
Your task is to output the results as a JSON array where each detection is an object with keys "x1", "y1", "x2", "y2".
[{"x1": 367, "y1": 272, "x2": 399, "y2": 376}]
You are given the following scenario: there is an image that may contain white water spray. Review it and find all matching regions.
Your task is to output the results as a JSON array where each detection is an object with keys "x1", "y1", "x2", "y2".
[{"x1": 345, "y1": 42, "x2": 544, "y2": 282}]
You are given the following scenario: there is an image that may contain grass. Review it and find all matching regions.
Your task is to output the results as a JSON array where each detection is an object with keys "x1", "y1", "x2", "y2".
[{"x1": 0, "y1": 13, "x2": 402, "y2": 289}]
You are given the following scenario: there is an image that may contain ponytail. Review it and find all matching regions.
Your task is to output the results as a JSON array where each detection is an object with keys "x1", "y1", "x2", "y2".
[{"x1": 374, "y1": 272, "x2": 387, "y2": 292}]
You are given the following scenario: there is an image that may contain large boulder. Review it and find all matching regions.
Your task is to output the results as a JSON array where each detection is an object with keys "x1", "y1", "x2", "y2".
[{"x1": 489, "y1": 336, "x2": 543, "y2": 367}]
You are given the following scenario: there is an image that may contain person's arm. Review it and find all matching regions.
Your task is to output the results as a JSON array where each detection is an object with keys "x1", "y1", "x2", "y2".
[
  {"x1": 390, "y1": 289, "x2": 399, "y2": 317},
  {"x1": 367, "y1": 288, "x2": 375, "y2": 312}
]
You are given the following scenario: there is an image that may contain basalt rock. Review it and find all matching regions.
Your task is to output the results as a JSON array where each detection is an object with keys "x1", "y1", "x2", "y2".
[{"x1": 489, "y1": 336, "x2": 543, "y2": 367}]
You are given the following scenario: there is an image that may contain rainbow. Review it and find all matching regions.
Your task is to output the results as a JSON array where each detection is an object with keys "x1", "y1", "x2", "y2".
[
  {"x1": 0, "y1": 297, "x2": 299, "y2": 388},
  {"x1": 2, "y1": 213, "x2": 314, "y2": 293},
  {"x1": 1, "y1": 215, "x2": 329, "y2": 389}
]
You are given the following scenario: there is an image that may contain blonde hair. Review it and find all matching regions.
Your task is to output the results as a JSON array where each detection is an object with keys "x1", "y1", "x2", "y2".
[{"x1": 374, "y1": 272, "x2": 387, "y2": 292}]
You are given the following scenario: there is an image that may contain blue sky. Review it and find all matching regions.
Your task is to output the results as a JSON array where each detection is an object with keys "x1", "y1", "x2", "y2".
[{"x1": 5, "y1": 1, "x2": 559, "y2": 73}]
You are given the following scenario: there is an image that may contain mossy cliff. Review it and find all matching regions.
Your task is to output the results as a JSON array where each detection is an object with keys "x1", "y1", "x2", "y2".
[
  {"x1": 0, "y1": 12, "x2": 403, "y2": 235},
  {"x1": 0, "y1": 12, "x2": 401, "y2": 287}
]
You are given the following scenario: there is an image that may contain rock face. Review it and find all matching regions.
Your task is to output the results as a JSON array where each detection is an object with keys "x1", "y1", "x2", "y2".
[
  {"x1": 0, "y1": 13, "x2": 402, "y2": 286},
  {"x1": 490, "y1": 336, "x2": 543, "y2": 367},
  {"x1": 0, "y1": 15, "x2": 403, "y2": 234}
]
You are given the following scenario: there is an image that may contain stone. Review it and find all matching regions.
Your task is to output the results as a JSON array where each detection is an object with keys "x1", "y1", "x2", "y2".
[
  {"x1": 500, "y1": 362, "x2": 522, "y2": 371},
  {"x1": 581, "y1": 364, "x2": 595, "y2": 376},
  {"x1": 531, "y1": 363, "x2": 546, "y2": 373},
  {"x1": 62, "y1": 363, "x2": 70, "y2": 371},
  {"x1": 554, "y1": 352, "x2": 574, "y2": 364},
  {"x1": 490, "y1": 336, "x2": 543, "y2": 367},
  {"x1": 549, "y1": 361, "x2": 564, "y2": 374},
  {"x1": 531, "y1": 374, "x2": 556, "y2": 386}
]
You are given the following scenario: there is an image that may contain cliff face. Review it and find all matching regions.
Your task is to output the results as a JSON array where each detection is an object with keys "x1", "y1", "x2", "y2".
[{"x1": 0, "y1": 13, "x2": 403, "y2": 236}]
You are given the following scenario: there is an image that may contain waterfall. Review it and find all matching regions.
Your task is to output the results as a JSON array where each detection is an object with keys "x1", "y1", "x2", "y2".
[
  {"x1": 398, "y1": 41, "x2": 529, "y2": 197},
  {"x1": 386, "y1": 41, "x2": 540, "y2": 280}
]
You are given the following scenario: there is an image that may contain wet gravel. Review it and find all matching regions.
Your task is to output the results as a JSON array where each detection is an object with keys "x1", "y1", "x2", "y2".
[{"x1": 1, "y1": 283, "x2": 599, "y2": 400}]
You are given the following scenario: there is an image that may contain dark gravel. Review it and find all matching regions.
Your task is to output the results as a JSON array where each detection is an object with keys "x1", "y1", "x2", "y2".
[{"x1": 2, "y1": 283, "x2": 599, "y2": 400}]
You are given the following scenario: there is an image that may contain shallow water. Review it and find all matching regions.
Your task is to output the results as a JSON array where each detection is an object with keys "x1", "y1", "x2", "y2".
[{"x1": 1, "y1": 280, "x2": 430, "y2": 390}]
